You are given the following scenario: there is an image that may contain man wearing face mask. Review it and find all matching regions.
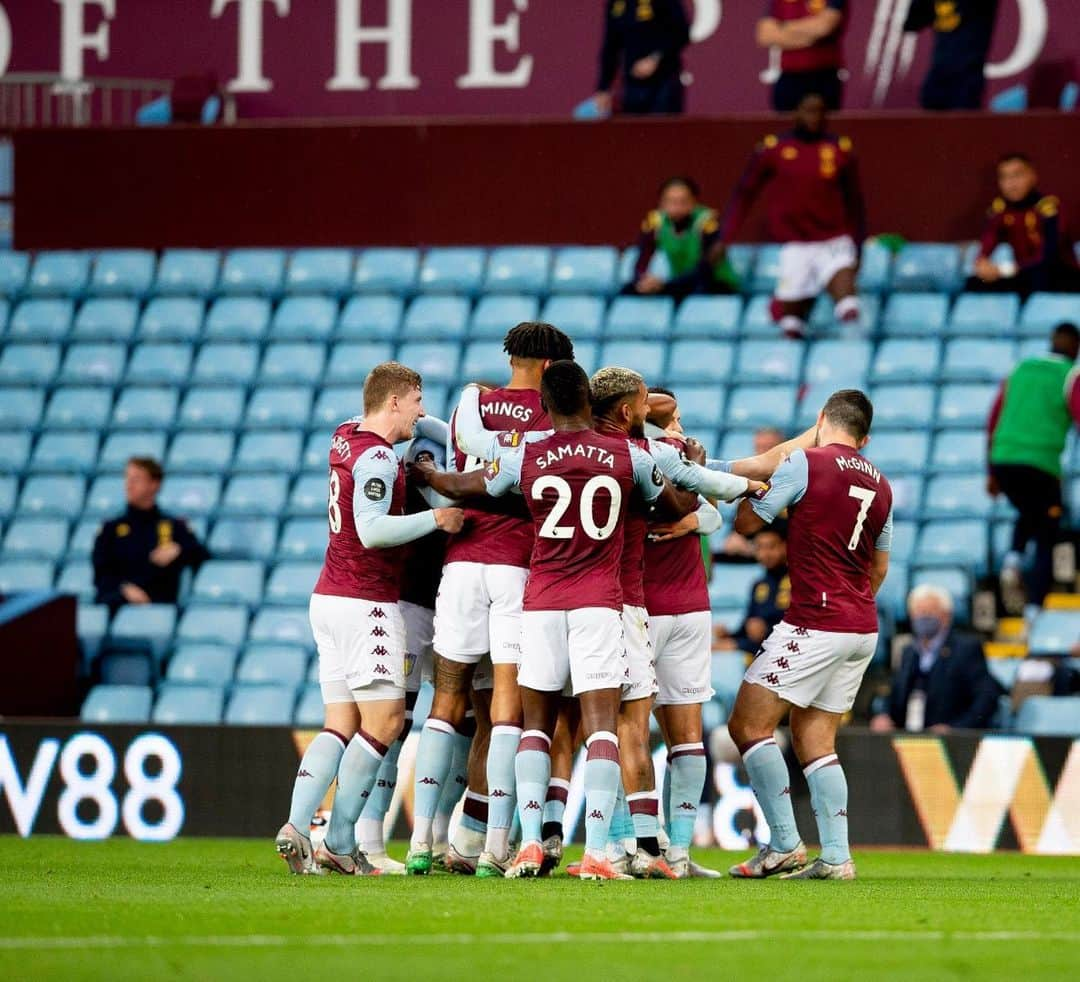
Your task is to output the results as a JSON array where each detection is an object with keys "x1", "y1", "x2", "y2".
[{"x1": 870, "y1": 585, "x2": 1000, "y2": 734}]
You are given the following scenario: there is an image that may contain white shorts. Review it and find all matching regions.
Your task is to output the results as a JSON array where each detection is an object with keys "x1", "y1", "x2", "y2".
[
  {"x1": 309, "y1": 593, "x2": 406, "y2": 704},
  {"x1": 519, "y1": 608, "x2": 625, "y2": 697},
  {"x1": 743, "y1": 620, "x2": 877, "y2": 713},
  {"x1": 622, "y1": 604, "x2": 657, "y2": 702},
  {"x1": 433, "y1": 562, "x2": 527, "y2": 666},
  {"x1": 775, "y1": 235, "x2": 857, "y2": 302},
  {"x1": 650, "y1": 610, "x2": 714, "y2": 706},
  {"x1": 400, "y1": 600, "x2": 434, "y2": 695}
]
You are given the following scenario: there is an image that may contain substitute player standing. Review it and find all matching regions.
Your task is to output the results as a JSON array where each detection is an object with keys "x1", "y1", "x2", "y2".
[
  {"x1": 727, "y1": 389, "x2": 892, "y2": 880},
  {"x1": 275, "y1": 362, "x2": 463, "y2": 876}
]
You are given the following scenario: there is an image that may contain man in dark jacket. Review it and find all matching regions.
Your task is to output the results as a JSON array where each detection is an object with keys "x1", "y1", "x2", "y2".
[{"x1": 871, "y1": 584, "x2": 1001, "y2": 732}]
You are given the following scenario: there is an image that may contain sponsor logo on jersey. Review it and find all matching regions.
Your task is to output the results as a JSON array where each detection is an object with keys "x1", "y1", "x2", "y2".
[
  {"x1": 490, "y1": 789, "x2": 510, "y2": 798},
  {"x1": 364, "y1": 477, "x2": 387, "y2": 501},
  {"x1": 297, "y1": 769, "x2": 314, "y2": 779}
]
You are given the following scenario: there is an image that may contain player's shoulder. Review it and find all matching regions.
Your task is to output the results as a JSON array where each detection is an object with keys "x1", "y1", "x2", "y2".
[
  {"x1": 352, "y1": 438, "x2": 398, "y2": 472},
  {"x1": 834, "y1": 133, "x2": 854, "y2": 154},
  {"x1": 1037, "y1": 194, "x2": 1061, "y2": 217},
  {"x1": 642, "y1": 209, "x2": 663, "y2": 232},
  {"x1": 758, "y1": 132, "x2": 780, "y2": 152},
  {"x1": 989, "y1": 196, "x2": 1007, "y2": 216}
]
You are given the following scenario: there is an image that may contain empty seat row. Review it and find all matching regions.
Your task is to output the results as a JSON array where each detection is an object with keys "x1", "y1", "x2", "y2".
[{"x1": 81, "y1": 681, "x2": 317, "y2": 726}]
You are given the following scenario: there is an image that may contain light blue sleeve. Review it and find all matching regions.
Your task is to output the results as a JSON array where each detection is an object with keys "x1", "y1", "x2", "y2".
[
  {"x1": 875, "y1": 506, "x2": 894, "y2": 552},
  {"x1": 351, "y1": 447, "x2": 437, "y2": 548},
  {"x1": 648, "y1": 439, "x2": 749, "y2": 500},
  {"x1": 694, "y1": 496, "x2": 722, "y2": 536},
  {"x1": 749, "y1": 448, "x2": 809, "y2": 524},
  {"x1": 629, "y1": 444, "x2": 665, "y2": 504},
  {"x1": 414, "y1": 415, "x2": 449, "y2": 448},
  {"x1": 482, "y1": 445, "x2": 524, "y2": 497},
  {"x1": 451, "y1": 386, "x2": 491, "y2": 460}
]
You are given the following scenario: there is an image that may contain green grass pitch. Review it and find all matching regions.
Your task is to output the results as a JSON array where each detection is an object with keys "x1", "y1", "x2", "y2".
[{"x1": 2, "y1": 838, "x2": 1078, "y2": 981}]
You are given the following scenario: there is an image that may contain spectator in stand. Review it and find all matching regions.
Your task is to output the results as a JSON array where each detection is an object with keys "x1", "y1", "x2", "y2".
[
  {"x1": 717, "y1": 521, "x2": 790, "y2": 655},
  {"x1": 988, "y1": 323, "x2": 1080, "y2": 611},
  {"x1": 92, "y1": 457, "x2": 209, "y2": 613},
  {"x1": 593, "y1": 0, "x2": 691, "y2": 116},
  {"x1": 871, "y1": 585, "x2": 1000, "y2": 733},
  {"x1": 721, "y1": 427, "x2": 784, "y2": 557},
  {"x1": 967, "y1": 153, "x2": 1080, "y2": 298},
  {"x1": 756, "y1": 1, "x2": 848, "y2": 112},
  {"x1": 719, "y1": 93, "x2": 865, "y2": 340},
  {"x1": 903, "y1": 0, "x2": 1000, "y2": 111},
  {"x1": 622, "y1": 177, "x2": 739, "y2": 299}
]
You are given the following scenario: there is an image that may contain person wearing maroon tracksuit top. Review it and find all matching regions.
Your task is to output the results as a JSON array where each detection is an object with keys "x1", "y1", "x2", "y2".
[{"x1": 756, "y1": 0, "x2": 848, "y2": 112}]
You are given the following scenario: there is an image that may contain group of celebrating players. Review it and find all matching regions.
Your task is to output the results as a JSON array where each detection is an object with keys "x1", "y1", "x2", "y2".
[{"x1": 275, "y1": 318, "x2": 894, "y2": 881}]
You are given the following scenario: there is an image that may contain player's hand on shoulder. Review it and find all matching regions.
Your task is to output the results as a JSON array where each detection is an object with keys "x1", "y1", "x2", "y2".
[
  {"x1": 682, "y1": 437, "x2": 706, "y2": 464},
  {"x1": 408, "y1": 458, "x2": 437, "y2": 486},
  {"x1": 434, "y1": 507, "x2": 465, "y2": 534}
]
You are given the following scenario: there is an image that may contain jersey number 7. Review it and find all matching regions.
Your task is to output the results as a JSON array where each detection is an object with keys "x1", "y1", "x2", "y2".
[{"x1": 846, "y1": 485, "x2": 877, "y2": 551}]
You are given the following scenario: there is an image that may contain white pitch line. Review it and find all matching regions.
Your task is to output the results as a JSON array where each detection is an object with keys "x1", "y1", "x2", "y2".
[{"x1": 2, "y1": 930, "x2": 1080, "y2": 951}]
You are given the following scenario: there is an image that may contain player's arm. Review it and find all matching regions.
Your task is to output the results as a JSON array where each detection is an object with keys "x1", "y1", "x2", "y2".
[
  {"x1": 712, "y1": 425, "x2": 817, "y2": 482},
  {"x1": 840, "y1": 152, "x2": 867, "y2": 250},
  {"x1": 734, "y1": 448, "x2": 809, "y2": 536},
  {"x1": 869, "y1": 506, "x2": 893, "y2": 596},
  {"x1": 414, "y1": 414, "x2": 449, "y2": 447},
  {"x1": 628, "y1": 443, "x2": 680, "y2": 516},
  {"x1": 648, "y1": 438, "x2": 759, "y2": 501},
  {"x1": 649, "y1": 496, "x2": 722, "y2": 542},
  {"x1": 352, "y1": 449, "x2": 461, "y2": 547},
  {"x1": 450, "y1": 385, "x2": 493, "y2": 460},
  {"x1": 761, "y1": 5, "x2": 843, "y2": 48}
]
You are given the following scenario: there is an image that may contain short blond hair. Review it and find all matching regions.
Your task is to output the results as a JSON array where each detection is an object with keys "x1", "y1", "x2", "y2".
[{"x1": 363, "y1": 361, "x2": 422, "y2": 414}]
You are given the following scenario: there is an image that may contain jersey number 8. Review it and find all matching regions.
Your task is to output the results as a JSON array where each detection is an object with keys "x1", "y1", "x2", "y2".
[
  {"x1": 532, "y1": 475, "x2": 622, "y2": 541},
  {"x1": 328, "y1": 469, "x2": 342, "y2": 534}
]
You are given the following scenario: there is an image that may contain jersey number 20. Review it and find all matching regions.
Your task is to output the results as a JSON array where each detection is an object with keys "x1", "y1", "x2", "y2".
[
  {"x1": 532, "y1": 475, "x2": 622, "y2": 541},
  {"x1": 846, "y1": 486, "x2": 876, "y2": 551}
]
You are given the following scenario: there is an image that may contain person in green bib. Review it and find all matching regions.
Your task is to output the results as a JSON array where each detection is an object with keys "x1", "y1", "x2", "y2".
[
  {"x1": 624, "y1": 176, "x2": 739, "y2": 299},
  {"x1": 988, "y1": 322, "x2": 1080, "y2": 607}
]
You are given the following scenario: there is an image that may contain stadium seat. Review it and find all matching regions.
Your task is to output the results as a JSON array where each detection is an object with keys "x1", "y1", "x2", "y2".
[
  {"x1": 81, "y1": 685, "x2": 153, "y2": 724},
  {"x1": 672, "y1": 296, "x2": 742, "y2": 339},
  {"x1": 294, "y1": 684, "x2": 324, "y2": 727},
  {"x1": 618, "y1": 247, "x2": 670, "y2": 286},
  {"x1": 0, "y1": 434, "x2": 30, "y2": 474},
  {"x1": 90, "y1": 249, "x2": 156, "y2": 297},
  {"x1": 890, "y1": 474, "x2": 926, "y2": 520},
  {"x1": 749, "y1": 244, "x2": 782, "y2": 293},
  {"x1": 265, "y1": 562, "x2": 320, "y2": 605},
  {"x1": 673, "y1": 384, "x2": 726, "y2": 429},
  {"x1": 460, "y1": 342, "x2": 510, "y2": 382},
  {"x1": 277, "y1": 518, "x2": 328, "y2": 561},
  {"x1": 235, "y1": 644, "x2": 308, "y2": 685},
  {"x1": 324, "y1": 341, "x2": 395, "y2": 385},
  {"x1": 809, "y1": 292, "x2": 881, "y2": 332},
  {"x1": 177, "y1": 385, "x2": 246, "y2": 430},
  {"x1": 0, "y1": 250, "x2": 29, "y2": 296},
  {"x1": 710, "y1": 606, "x2": 744, "y2": 637},
  {"x1": 286, "y1": 474, "x2": 328, "y2": 516},
  {"x1": 863, "y1": 431, "x2": 930, "y2": 474},
  {"x1": 312, "y1": 386, "x2": 362, "y2": 428},
  {"x1": 138, "y1": 297, "x2": 204, "y2": 342},
  {"x1": 28, "y1": 431, "x2": 99, "y2": 475},
  {"x1": 126, "y1": 342, "x2": 194, "y2": 386},
  {"x1": 191, "y1": 559, "x2": 264, "y2": 607},
  {"x1": 353, "y1": 248, "x2": 419, "y2": 294},
  {"x1": 734, "y1": 340, "x2": 803, "y2": 383},
  {"x1": 176, "y1": 604, "x2": 249, "y2": 648},
  {"x1": 302, "y1": 431, "x2": 331, "y2": 470},
  {"x1": 167, "y1": 432, "x2": 236, "y2": 473},
  {"x1": 1027, "y1": 610, "x2": 1080, "y2": 656},
  {"x1": 57, "y1": 561, "x2": 95, "y2": 602},
  {"x1": 550, "y1": 247, "x2": 618, "y2": 294},
  {"x1": 110, "y1": 604, "x2": 177, "y2": 661},
  {"x1": 67, "y1": 517, "x2": 104, "y2": 559},
  {"x1": 887, "y1": 520, "x2": 917, "y2": 564},
  {"x1": 604, "y1": 296, "x2": 674, "y2": 338},
  {"x1": 665, "y1": 340, "x2": 734, "y2": 384},
  {"x1": 938, "y1": 383, "x2": 998, "y2": 428},
  {"x1": 71, "y1": 298, "x2": 139, "y2": 342},
  {"x1": 910, "y1": 565, "x2": 971, "y2": 617},
  {"x1": 396, "y1": 342, "x2": 461, "y2": 384},
  {"x1": 711, "y1": 652, "x2": 748, "y2": 707},
  {"x1": 28, "y1": 251, "x2": 90, "y2": 296},
  {"x1": 233, "y1": 431, "x2": 303, "y2": 474},
  {"x1": 803, "y1": 339, "x2": 871, "y2": 388},
  {"x1": 219, "y1": 248, "x2": 286, "y2": 296},
  {"x1": 286, "y1": 248, "x2": 353, "y2": 295},
  {"x1": 44, "y1": 386, "x2": 111, "y2": 430},
  {"x1": 469, "y1": 294, "x2": 539, "y2": 340},
  {"x1": 1017, "y1": 337, "x2": 1049, "y2": 363},
  {"x1": 220, "y1": 475, "x2": 289, "y2": 517},
  {"x1": 337, "y1": 295, "x2": 403, "y2": 342},
  {"x1": 165, "y1": 644, "x2": 239, "y2": 686},
  {"x1": 739, "y1": 294, "x2": 781, "y2": 337},
  {"x1": 77, "y1": 603, "x2": 109, "y2": 665},
  {"x1": 1013, "y1": 696, "x2": 1080, "y2": 737},
  {"x1": 484, "y1": 247, "x2": 550, "y2": 293},
  {"x1": 856, "y1": 238, "x2": 892, "y2": 292},
  {"x1": 17, "y1": 475, "x2": 83, "y2": 517},
  {"x1": 152, "y1": 683, "x2": 226, "y2": 724},
  {"x1": 880, "y1": 293, "x2": 949, "y2": 336},
  {"x1": 914, "y1": 520, "x2": 987, "y2": 568},
  {"x1": 155, "y1": 249, "x2": 220, "y2": 296},
  {"x1": 722, "y1": 244, "x2": 755, "y2": 288},
  {"x1": 204, "y1": 296, "x2": 272, "y2": 340},
  {"x1": 923, "y1": 475, "x2": 993, "y2": 520},
  {"x1": 572, "y1": 340, "x2": 601, "y2": 376},
  {"x1": 400, "y1": 295, "x2": 471, "y2": 340},
  {"x1": 0, "y1": 387, "x2": 43, "y2": 428},
  {"x1": 539, "y1": 295, "x2": 605, "y2": 339},
  {"x1": 111, "y1": 387, "x2": 178, "y2": 432},
  {"x1": 1020, "y1": 293, "x2": 1080, "y2": 337},
  {"x1": 81, "y1": 472, "x2": 123, "y2": 516},
  {"x1": 418, "y1": 247, "x2": 486, "y2": 295},
  {"x1": 0, "y1": 343, "x2": 60, "y2": 385},
  {"x1": 7, "y1": 298, "x2": 74, "y2": 341},
  {"x1": 0, "y1": 559, "x2": 54, "y2": 592},
  {"x1": 948, "y1": 293, "x2": 1020, "y2": 337},
  {"x1": 157, "y1": 475, "x2": 221, "y2": 517},
  {"x1": 891, "y1": 243, "x2": 962, "y2": 292},
  {"x1": 59, "y1": 342, "x2": 126, "y2": 386},
  {"x1": 931, "y1": 431, "x2": 985, "y2": 473},
  {"x1": 870, "y1": 339, "x2": 941, "y2": 384},
  {"x1": 243, "y1": 385, "x2": 312, "y2": 428},
  {"x1": 726, "y1": 385, "x2": 797, "y2": 429},
  {"x1": 208, "y1": 517, "x2": 278, "y2": 560},
  {"x1": 941, "y1": 339, "x2": 1015, "y2": 383},
  {"x1": 708, "y1": 563, "x2": 761, "y2": 608},
  {"x1": 0, "y1": 475, "x2": 14, "y2": 514},
  {"x1": 191, "y1": 342, "x2": 259, "y2": 386},
  {"x1": 224, "y1": 684, "x2": 296, "y2": 726},
  {"x1": 986, "y1": 658, "x2": 1023, "y2": 693},
  {"x1": 598, "y1": 340, "x2": 667, "y2": 376},
  {"x1": 270, "y1": 295, "x2": 337, "y2": 341}
]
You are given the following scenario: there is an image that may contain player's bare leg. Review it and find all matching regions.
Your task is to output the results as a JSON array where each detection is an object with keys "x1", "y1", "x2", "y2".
[
  {"x1": 446, "y1": 688, "x2": 491, "y2": 874},
  {"x1": 540, "y1": 699, "x2": 578, "y2": 875},
  {"x1": 277, "y1": 701, "x2": 360, "y2": 874},
  {"x1": 654, "y1": 703, "x2": 714, "y2": 878},
  {"x1": 726, "y1": 681, "x2": 807, "y2": 878},
  {"x1": 825, "y1": 266, "x2": 860, "y2": 324},
  {"x1": 618, "y1": 696, "x2": 675, "y2": 879},
  {"x1": 781, "y1": 705, "x2": 856, "y2": 880},
  {"x1": 506, "y1": 686, "x2": 559, "y2": 878},
  {"x1": 769, "y1": 296, "x2": 814, "y2": 339},
  {"x1": 477, "y1": 664, "x2": 523, "y2": 877}
]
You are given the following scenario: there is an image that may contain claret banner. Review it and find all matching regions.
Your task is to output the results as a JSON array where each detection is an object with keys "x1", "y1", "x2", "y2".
[{"x1": 0, "y1": 0, "x2": 1074, "y2": 118}]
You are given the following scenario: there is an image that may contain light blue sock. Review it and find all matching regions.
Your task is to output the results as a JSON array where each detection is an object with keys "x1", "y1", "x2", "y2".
[
  {"x1": 287, "y1": 729, "x2": 347, "y2": 834},
  {"x1": 324, "y1": 731, "x2": 387, "y2": 855},
  {"x1": 628, "y1": 791, "x2": 660, "y2": 841},
  {"x1": 741, "y1": 737, "x2": 800, "y2": 852},
  {"x1": 460, "y1": 790, "x2": 488, "y2": 834},
  {"x1": 542, "y1": 778, "x2": 570, "y2": 838},
  {"x1": 608, "y1": 781, "x2": 634, "y2": 846},
  {"x1": 410, "y1": 718, "x2": 457, "y2": 850},
  {"x1": 667, "y1": 743, "x2": 707, "y2": 849},
  {"x1": 661, "y1": 760, "x2": 672, "y2": 837},
  {"x1": 356, "y1": 738, "x2": 403, "y2": 854},
  {"x1": 583, "y1": 732, "x2": 621, "y2": 857},
  {"x1": 486, "y1": 723, "x2": 522, "y2": 860},
  {"x1": 433, "y1": 731, "x2": 470, "y2": 846},
  {"x1": 514, "y1": 730, "x2": 551, "y2": 845},
  {"x1": 805, "y1": 755, "x2": 850, "y2": 865}
]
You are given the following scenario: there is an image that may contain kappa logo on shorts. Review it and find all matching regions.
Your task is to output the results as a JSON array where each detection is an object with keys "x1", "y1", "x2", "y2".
[
  {"x1": 764, "y1": 672, "x2": 780, "y2": 685},
  {"x1": 373, "y1": 664, "x2": 391, "y2": 676},
  {"x1": 371, "y1": 607, "x2": 387, "y2": 619},
  {"x1": 774, "y1": 656, "x2": 790, "y2": 670},
  {"x1": 785, "y1": 641, "x2": 801, "y2": 654},
  {"x1": 371, "y1": 625, "x2": 388, "y2": 637},
  {"x1": 793, "y1": 627, "x2": 810, "y2": 637},
  {"x1": 372, "y1": 645, "x2": 389, "y2": 658}
]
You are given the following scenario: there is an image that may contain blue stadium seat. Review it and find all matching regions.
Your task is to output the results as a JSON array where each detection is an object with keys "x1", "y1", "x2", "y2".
[
  {"x1": 708, "y1": 563, "x2": 761, "y2": 608},
  {"x1": 353, "y1": 248, "x2": 419, "y2": 294},
  {"x1": 665, "y1": 340, "x2": 734, "y2": 385},
  {"x1": 177, "y1": 386, "x2": 245, "y2": 430},
  {"x1": 0, "y1": 251, "x2": 29, "y2": 296},
  {"x1": 887, "y1": 520, "x2": 917, "y2": 564},
  {"x1": 155, "y1": 249, "x2": 220, "y2": 296},
  {"x1": 157, "y1": 475, "x2": 221, "y2": 517},
  {"x1": 28, "y1": 251, "x2": 90, "y2": 296},
  {"x1": 484, "y1": 247, "x2": 550, "y2": 293},
  {"x1": 550, "y1": 247, "x2": 618, "y2": 294},
  {"x1": 1013, "y1": 696, "x2": 1080, "y2": 737},
  {"x1": 1017, "y1": 337, "x2": 1049, "y2": 362},
  {"x1": 931, "y1": 431, "x2": 985, "y2": 473},
  {"x1": 891, "y1": 243, "x2": 962, "y2": 292},
  {"x1": 110, "y1": 604, "x2": 177, "y2": 661},
  {"x1": 220, "y1": 475, "x2": 289, "y2": 517},
  {"x1": 258, "y1": 343, "x2": 325, "y2": 386},
  {"x1": 725, "y1": 244, "x2": 757, "y2": 287},
  {"x1": 90, "y1": 249, "x2": 156, "y2": 297},
  {"x1": 110, "y1": 387, "x2": 177, "y2": 431},
  {"x1": 604, "y1": 296, "x2": 674, "y2": 338},
  {"x1": 265, "y1": 562, "x2": 320, "y2": 605},
  {"x1": 294, "y1": 684, "x2": 324, "y2": 727},
  {"x1": 0, "y1": 435, "x2": 30, "y2": 474},
  {"x1": 18, "y1": 475, "x2": 83, "y2": 517},
  {"x1": 0, "y1": 475, "x2": 14, "y2": 513},
  {"x1": 59, "y1": 342, "x2": 126, "y2": 386},
  {"x1": 889, "y1": 474, "x2": 926, "y2": 520},
  {"x1": 76, "y1": 603, "x2": 110, "y2": 666},
  {"x1": 0, "y1": 559, "x2": 54, "y2": 591},
  {"x1": 103, "y1": 436, "x2": 164, "y2": 478},
  {"x1": 138, "y1": 297, "x2": 204, "y2": 342},
  {"x1": 71, "y1": 298, "x2": 139, "y2": 342},
  {"x1": 673, "y1": 385, "x2": 725, "y2": 429},
  {"x1": 67, "y1": 517, "x2": 104, "y2": 559},
  {"x1": 28, "y1": 432, "x2": 99, "y2": 475},
  {"x1": 880, "y1": 293, "x2": 949, "y2": 336},
  {"x1": 220, "y1": 249, "x2": 285, "y2": 296},
  {"x1": 909, "y1": 565, "x2": 971, "y2": 618},
  {"x1": 57, "y1": 561, "x2": 94, "y2": 602},
  {"x1": 938, "y1": 383, "x2": 998, "y2": 428},
  {"x1": 208, "y1": 517, "x2": 278, "y2": 560},
  {"x1": 233, "y1": 431, "x2": 303, "y2": 474},
  {"x1": 0, "y1": 343, "x2": 60, "y2": 385},
  {"x1": 235, "y1": 644, "x2": 308, "y2": 685},
  {"x1": 914, "y1": 520, "x2": 987, "y2": 568},
  {"x1": 923, "y1": 475, "x2": 993, "y2": 520},
  {"x1": 152, "y1": 683, "x2": 226, "y2": 724},
  {"x1": 460, "y1": 342, "x2": 509, "y2": 382},
  {"x1": 43, "y1": 387, "x2": 110, "y2": 431},
  {"x1": 286, "y1": 474, "x2": 329, "y2": 516},
  {"x1": 618, "y1": 247, "x2": 671, "y2": 286},
  {"x1": 418, "y1": 247, "x2": 486, "y2": 294},
  {"x1": 539, "y1": 295, "x2": 605, "y2": 339},
  {"x1": 803, "y1": 339, "x2": 871, "y2": 388},
  {"x1": 7, "y1": 298, "x2": 74, "y2": 341},
  {"x1": 856, "y1": 238, "x2": 892, "y2": 292},
  {"x1": 672, "y1": 296, "x2": 742, "y2": 339},
  {"x1": 165, "y1": 644, "x2": 238, "y2": 686},
  {"x1": 739, "y1": 294, "x2": 780, "y2": 337},
  {"x1": 1027, "y1": 611, "x2": 1080, "y2": 656},
  {"x1": 948, "y1": 293, "x2": 1020, "y2": 337},
  {"x1": 710, "y1": 607, "x2": 744, "y2": 637},
  {"x1": 244, "y1": 385, "x2": 312, "y2": 428},
  {"x1": 396, "y1": 342, "x2": 460, "y2": 384},
  {"x1": 270, "y1": 295, "x2": 337, "y2": 341},
  {"x1": 249, "y1": 608, "x2": 314, "y2": 649},
  {"x1": 0, "y1": 387, "x2": 43, "y2": 428},
  {"x1": 711, "y1": 652, "x2": 748, "y2": 708},
  {"x1": 596, "y1": 340, "x2": 666, "y2": 377},
  {"x1": 401, "y1": 295, "x2": 471, "y2": 340},
  {"x1": 82, "y1": 472, "x2": 123, "y2": 515},
  {"x1": 82, "y1": 685, "x2": 153, "y2": 724},
  {"x1": 809, "y1": 293, "x2": 881, "y2": 332},
  {"x1": 204, "y1": 296, "x2": 272, "y2": 341},
  {"x1": 726, "y1": 385, "x2": 797, "y2": 429},
  {"x1": 277, "y1": 518, "x2": 328, "y2": 561},
  {"x1": 191, "y1": 342, "x2": 259, "y2": 386},
  {"x1": 312, "y1": 386, "x2": 362, "y2": 428},
  {"x1": 986, "y1": 657, "x2": 1023, "y2": 693},
  {"x1": 941, "y1": 339, "x2": 1015, "y2": 383},
  {"x1": 735, "y1": 340, "x2": 803, "y2": 384},
  {"x1": 571, "y1": 340, "x2": 600, "y2": 376},
  {"x1": 1020, "y1": 293, "x2": 1080, "y2": 337},
  {"x1": 126, "y1": 342, "x2": 194, "y2": 386},
  {"x1": 337, "y1": 295, "x2": 403, "y2": 342},
  {"x1": 469, "y1": 294, "x2": 539, "y2": 340},
  {"x1": 176, "y1": 604, "x2": 249, "y2": 648},
  {"x1": 869, "y1": 339, "x2": 941, "y2": 384},
  {"x1": 286, "y1": 248, "x2": 353, "y2": 295},
  {"x1": 863, "y1": 431, "x2": 930, "y2": 474},
  {"x1": 303, "y1": 432, "x2": 331, "y2": 471},
  {"x1": 749, "y1": 244, "x2": 782, "y2": 293},
  {"x1": 167, "y1": 432, "x2": 236, "y2": 473},
  {"x1": 225, "y1": 684, "x2": 296, "y2": 726},
  {"x1": 191, "y1": 559, "x2": 264, "y2": 606}
]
